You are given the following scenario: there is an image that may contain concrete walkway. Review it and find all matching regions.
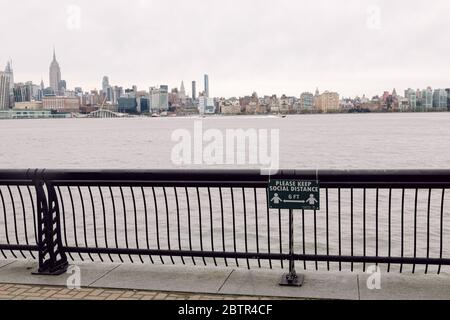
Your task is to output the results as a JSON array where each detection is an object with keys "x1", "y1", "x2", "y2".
[{"x1": 0, "y1": 260, "x2": 449, "y2": 300}]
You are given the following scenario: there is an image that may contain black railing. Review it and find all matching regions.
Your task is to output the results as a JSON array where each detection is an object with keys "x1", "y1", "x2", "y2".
[{"x1": 0, "y1": 169, "x2": 449, "y2": 276}]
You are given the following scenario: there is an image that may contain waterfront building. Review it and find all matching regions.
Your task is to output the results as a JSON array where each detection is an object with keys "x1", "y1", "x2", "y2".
[
  {"x1": 13, "y1": 82, "x2": 33, "y2": 102},
  {"x1": 192, "y1": 81, "x2": 197, "y2": 100},
  {"x1": 199, "y1": 94, "x2": 216, "y2": 114},
  {"x1": 13, "y1": 101, "x2": 43, "y2": 110},
  {"x1": 118, "y1": 97, "x2": 138, "y2": 113},
  {"x1": 179, "y1": 81, "x2": 186, "y2": 102},
  {"x1": 404, "y1": 88, "x2": 417, "y2": 111},
  {"x1": 314, "y1": 91, "x2": 340, "y2": 113},
  {"x1": 149, "y1": 85, "x2": 169, "y2": 112},
  {"x1": 102, "y1": 76, "x2": 111, "y2": 101},
  {"x1": 4, "y1": 61, "x2": 14, "y2": 108},
  {"x1": 446, "y1": 89, "x2": 450, "y2": 110},
  {"x1": 420, "y1": 87, "x2": 433, "y2": 110},
  {"x1": 49, "y1": 49, "x2": 62, "y2": 95},
  {"x1": 219, "y1": 98, "x2": 241, "y2": 114},
  {"x1": 433, "y1": 89, "x2": 448, "y2": 110},
  {"x1": 42, "y1": 96, "x2": 80, "y2": 113},
  {"x1": 0, "y1": 109, "x2": 55, "y2": 119},
  {"x1": 300, "y1": 92, "x2": 314, "y2": 110},
  {"x1": 204, "y1": 74, "x2": 210, "y2": 98},
  {"x1": 279, "y1": 95, "x2": 292, "y2": 113},
  {"x1": 0, "y1": 71, "x2": 11, "y2": 110}
]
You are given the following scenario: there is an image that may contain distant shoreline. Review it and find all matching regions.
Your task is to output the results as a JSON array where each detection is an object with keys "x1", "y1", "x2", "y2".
[{"x1": 1, "y1": 110, "x2": 450, "y2": 121}]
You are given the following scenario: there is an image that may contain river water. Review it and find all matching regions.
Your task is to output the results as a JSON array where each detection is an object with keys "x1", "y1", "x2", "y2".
[{"x1": 0, "y1": 113, "x2": 449, "y2": 273}]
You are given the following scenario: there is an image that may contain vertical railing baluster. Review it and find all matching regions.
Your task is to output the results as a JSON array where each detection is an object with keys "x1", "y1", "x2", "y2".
[
  {"x1": 413, "y1": 188, "x2": 418, "y2": 274},
  {"x1": 388, "y1": 188, "x2": 392, "y2": 273},
  {"x1": 17, "y1": 186, "x2": 34, "y2": 259},
  {"x1": 109, "y1": 187, "x2": 123, "y2": 263},
  {"x1": 174, "y1": 187, "x2": 185, "y2": 265},
  {"x1": 219, "y1": 188, "x2": 228, "y2": 267},
  {"x1": 78, "y1": 187, "x2": 93, "y2": 261},
  {"x1": 279, "y1": 209, "x2": 284, "y2": 269},
  {"x1": 400, "y1": 189, "x2": 405, "y2": 273},
  {"x1": 338, "y1": 188, "x2": 342, "y2": 271},
  {"x1": 88, "y1": 187, "x2": 103, "y2": 262},
  {"x1": 242, "y1": 188, "x2": 250, "y2": 269},
  {"x1": 185, "y1": 188, "x2": 196, "y2": 265},
  {"x1": 68, "y1": 187, "x2": 84, "y2": 261},
  {"x1": 363, "y1": 189, "x2": 366, "y2": 272},
  {"x1": 131, "y1": 187, "x2": 144, "y2": 264},
  {"x1": 254, "y1": 188, "x2": 261, "y2": 268},
  {"x1": 231, "y1": 188, "x2": 239, "y2": 267},
  {"x1": 196, "y1": 188, "x2": 206, "y2": 266},
  {"x1": 0, "y1": 188, "x2": 15, "y2": 258},
  {"x1": 326, "y1": 188, "x2": 330, "y2": 271},
  {"x1": 207, "y1": 188, "x2": 217, "y2": 267},
  {"x1": 151, "y1": 187, "x2": 164, "y2": 264},
  {"x1": 350, "y1": 188, "x2": 354, "y2": 272},
  {"x1": 375, "y1": 188, "x2": 379, "y2": 267},
  {"x1": 163, "y1": 187, "x2": 175, "y2": 265},
  {"x1": 265, "y1": 190, "x2": 272, "y2": 269},
  {"x1": 119, "y1": 187, "x2": 133, "y2": 263},
  {"x1": 141, "y1": 187, "x2": 154, "y2": 264},
  {"x1": 57, "y1": 187, "x2": 74, "y2": 261},
  {"x1": 301, "y1": 209, "x2": 306, "y2": 270},
  {"x1": 7, "y1": 186, "x2": 25, "y2": 258},
  {"x1": 438, "y1": 189, "x2": 445, "y2": 275},
  {"x1": 425, "y1": 188, "x2": 431, "y2": 274},
  {"x1": 98, "y1": 187, "x2": 113, "y2": 263}
]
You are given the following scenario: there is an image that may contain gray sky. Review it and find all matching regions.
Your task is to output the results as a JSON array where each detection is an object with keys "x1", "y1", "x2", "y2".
[{"x1": 1, "y1": 0, "x2": 449, "y2": 98}]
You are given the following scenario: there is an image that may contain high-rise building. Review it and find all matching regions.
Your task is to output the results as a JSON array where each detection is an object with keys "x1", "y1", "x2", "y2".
[
  {"x1": 179, "y1": 81, "x2": 186, "y2": 101},
  {"x1": 192, "y1": 81, "x2": 197, "y2": 100},
  {"x1": 405, "y1": 88, "x2": 417, "y2": 110},
  {"x1": 314, "y1": 91, "x2": 339, "y2": 113},
  {"x1": 199, "y1": 94, "x2": 215, "y2": 114},
  {"x1": 13, "y1": 82, "x2": 33, "y2": 102},
  {"x1": 4, "y1": 61, "x2": 14, "y2": 108},
  {"x1": 49, "y1": 49, "x2": 62, "y2": 95},
  {"x1": 0, "y1": 71, "x2": 11, "y2": 110},
  {"x1": 420, "y1": 87, "x2": 433, "y2": 110},
  {"x1": 102, "y1": 76, "x2": 111, "y2": 101},
  {"x1": 433, "y1": 89, "x2": 448, "y2": 109},
  {"x1": 149, "y1": 85, "x2": 169, "y2": 112},
  {"x1": 204, "y1": 74, "x2": 210, "y2": 97},
  {"x1": 300, "y1": 92, "x2": 314, "y2": 110}
]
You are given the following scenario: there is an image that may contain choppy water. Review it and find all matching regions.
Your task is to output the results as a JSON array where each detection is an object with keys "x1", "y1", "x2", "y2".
[{"x1": 0, "y1": 113, "x2": 449, "y2": 273}]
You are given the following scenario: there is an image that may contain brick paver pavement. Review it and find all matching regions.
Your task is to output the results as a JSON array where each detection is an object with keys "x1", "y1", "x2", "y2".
[{"x1": 0, "y1": 283, "x2": 284, "y2": 300}]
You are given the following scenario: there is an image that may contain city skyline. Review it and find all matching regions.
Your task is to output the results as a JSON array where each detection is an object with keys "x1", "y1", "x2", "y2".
[{"x1": 1, "y1": 0, "x2": 450, "y2": 98}]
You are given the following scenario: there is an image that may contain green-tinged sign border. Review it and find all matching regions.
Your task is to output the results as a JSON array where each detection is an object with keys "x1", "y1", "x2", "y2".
[{"x1": 268, "y1": 179, "x2": 320, "y2": 210}]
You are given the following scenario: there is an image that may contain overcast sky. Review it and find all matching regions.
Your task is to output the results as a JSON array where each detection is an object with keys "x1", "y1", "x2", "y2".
[{"x1": 1, "y1": 0, "x2": 450, "y2": 98}]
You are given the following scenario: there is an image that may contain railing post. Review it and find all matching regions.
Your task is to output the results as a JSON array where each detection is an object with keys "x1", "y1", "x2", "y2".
[
  {"x1": 33, "y1": 174, "x2": 68, "y2": 276},
  {"x1": 280, "y1": 209, "x2": 304, "y2": 287}
]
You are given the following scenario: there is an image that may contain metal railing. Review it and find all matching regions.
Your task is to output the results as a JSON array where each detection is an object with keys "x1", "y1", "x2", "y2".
[{"x1": 0, "y1": 169, "x2": 449, "y2": 277}]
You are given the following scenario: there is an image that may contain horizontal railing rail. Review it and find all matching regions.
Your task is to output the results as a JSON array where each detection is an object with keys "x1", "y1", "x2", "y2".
[{"x1": 0, "y1": 169, "x2": 449, "y2": 277}]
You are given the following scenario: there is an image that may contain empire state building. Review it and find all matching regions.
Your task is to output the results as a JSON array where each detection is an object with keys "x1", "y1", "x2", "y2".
[{"x1": 49, "y1": 49, "x2": 61, "y2": 94}]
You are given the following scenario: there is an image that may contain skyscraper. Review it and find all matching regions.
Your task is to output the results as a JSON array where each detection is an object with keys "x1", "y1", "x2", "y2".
[
  {"x1": 102, "y1": 76, "x2": 111, "y2": 101},
  {"x1": 204, "y1": 74, "x2": 209, "y2": 98},
  {"x1": 192, "y1": 81, "x2": 197, "y2": 100},
  {"x1": 49, "y1": 49, "x2": 62, "y2": 95},
  {"x1": 0, "y1": 71, "x2": 11, "y2": 110},
  {"x1": 4, "y1": 61, "x2": 14, "y2": 108},
  {"x1": 180, "y1": 81, "x2": 186, "y2": 100}
]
